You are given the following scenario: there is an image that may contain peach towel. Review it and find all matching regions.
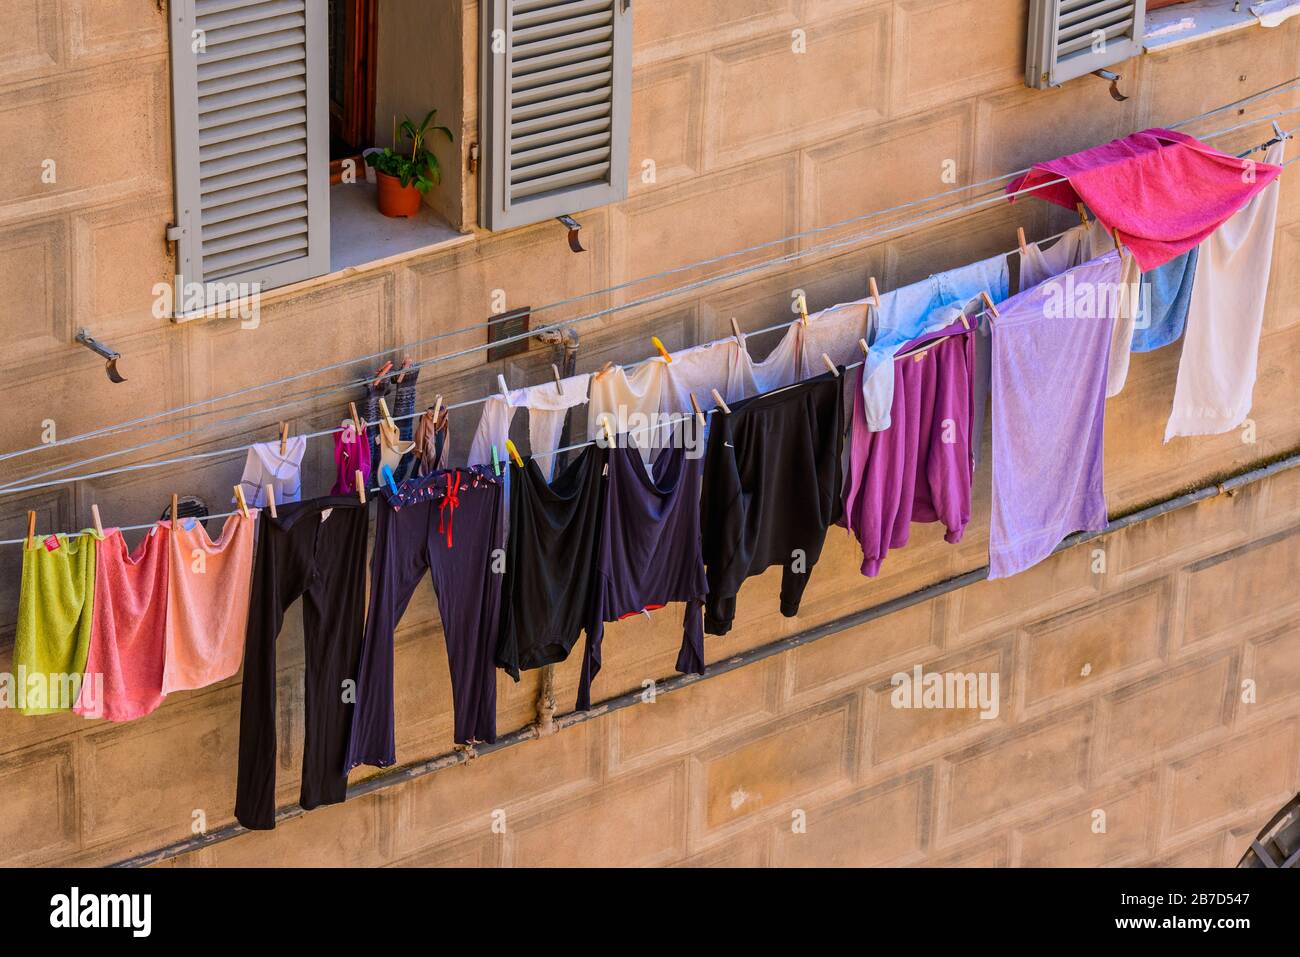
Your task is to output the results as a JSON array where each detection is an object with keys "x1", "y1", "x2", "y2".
[{"x1": 162, "y1": 513, "x2": 256, "y2": 693}]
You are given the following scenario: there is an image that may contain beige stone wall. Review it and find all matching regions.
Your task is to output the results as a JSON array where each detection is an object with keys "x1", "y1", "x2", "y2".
[{"x1": 0, "y1": 2, "x2": 1297, "y2": 866}]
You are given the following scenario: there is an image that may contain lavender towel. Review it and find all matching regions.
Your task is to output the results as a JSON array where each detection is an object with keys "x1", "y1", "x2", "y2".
[{"x1": 989, "y1": 251, "x2": 1120, "y2": 579}]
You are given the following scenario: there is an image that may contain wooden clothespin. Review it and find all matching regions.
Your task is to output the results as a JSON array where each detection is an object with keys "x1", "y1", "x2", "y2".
[
  {"x1": 711, "y1": 388, "x2": 731, "y2": 415},
  {"x1": 821, "y1": 353, "x2": 839, "y2": 377},
  {"x1": 1017, "y1": 226, "x2": 1029, "y2": 256},
  {"x1": 396, "y1": 356, "x2": 412, "y2": 383},
  {"x1": 1076, "y1": 202, "x2": 1089, "y2": 226},
  {"x1": 349, "y1": 401, "x2": 364, "y2": 439},
  {"x1": 170, "y1": 494, "x2": 179, "y2": 525},
  {"x1": 796, "y1": 293, "x2": 809, "y2": 327},
  {"x1": 594, "y1": 361, "x2": 614, "y2": 380},
  {"x1": 26, "y1": 511, "x2": 36, "y2": 549},
  {"x1": 371, "y1": 361, "x2": 393, "y2": 388},
  {"x1": 497, "y1": 374, "x2": 510, "y2": 399},
  {"x1": 234, "y1": 485, "x2": 250, "y2": 519},
  {"x1": 858, "y1": 338, "x2": 870, "y2": 356},
  {"x1": 600, "y1": 415, "x2": 614, "y2": 446},
  {"x1": 730, "y1": 318, "x2": 744, "y2": 347},
  {"x1": 869, "y1": 277, "x2": 882, "y2": 311},
  {"x1": 265, "y1": 484, "x2": 277, "y2": 519},
  {"x1": 689, "y1": 392, "x2": 706, "y2": 430},
  {"x1": 91, "y1": 504, "x2": 104, "y2": 537},
  {"x1": 432, "y1": 394, "x2": 443, "y2": 422},
  {"x1": 506, "y1": 439, "x2": 524, "y2": 468},
  {"x1": 1112, "y1": 228, "x2": 1125, "y2": 252},
  {"x1": 355, "y1": 470, "x2": 367, "y2": 504},
  {"x1": 278, "y1": 422, "x2": 289, "y2": 455},
  {"x1": 551, "y1": 363, "x2": 564, "y2": 396},
  {"x1": 378, "y1": 397, "x2": 397, "y2": 431},
  {"x1": 651, "y1": 336, "x2": 672, "y2": 363},
  {"x1": 979, "y1": 290, "x2": 1000, "y2": 323}
]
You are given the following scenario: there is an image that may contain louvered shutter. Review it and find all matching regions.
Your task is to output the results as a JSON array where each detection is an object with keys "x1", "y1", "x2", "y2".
[
  {"x1": 480, "y1": 0, "x2": 632, "y2": 231},
  {"x1": 1026, "y1": 0, "x2": 1147, "y2": 89},
  {"x1": 168, "y1": 0, "x2": 330, "y2": 310}
]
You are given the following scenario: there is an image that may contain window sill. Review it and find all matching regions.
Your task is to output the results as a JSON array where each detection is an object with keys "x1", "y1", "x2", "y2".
[
  {"x1": 1143, "y1": 0, "x2": 1299, "y2": 52},
  {"x1": 171, "y1": 180, "x2": 476, "y2": 324}
]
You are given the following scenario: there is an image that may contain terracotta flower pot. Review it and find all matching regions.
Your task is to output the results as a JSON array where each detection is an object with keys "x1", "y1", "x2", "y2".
[{"x1": 376, "y1": 171, "x2": 423, "y2": 218}]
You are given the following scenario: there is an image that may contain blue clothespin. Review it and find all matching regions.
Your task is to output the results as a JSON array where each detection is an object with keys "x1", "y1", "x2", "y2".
[{"x1": 381, "y1": 464, "x2": 399, "y2": 496}]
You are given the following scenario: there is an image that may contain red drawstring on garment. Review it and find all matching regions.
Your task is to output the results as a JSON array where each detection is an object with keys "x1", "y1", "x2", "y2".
[{"x1": 438, "y1": 469, "x2": 462, "y2": 548}]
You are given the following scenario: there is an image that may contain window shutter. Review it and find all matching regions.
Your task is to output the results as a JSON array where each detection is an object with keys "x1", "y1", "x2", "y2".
[
  {"x1": 168, "y1": 0, "x2": 330, "y2": 309},
  {"x1": 1026, "y1": 0, "x2": 1147, "y2": 89},
  {"x1": 480, "y1": 0, "x2": 633, "y2": 231}
]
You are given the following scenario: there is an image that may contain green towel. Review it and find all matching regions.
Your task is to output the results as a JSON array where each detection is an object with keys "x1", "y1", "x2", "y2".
[{"x1": 14, "y1": 531, "x2": 98, "y2": 715}]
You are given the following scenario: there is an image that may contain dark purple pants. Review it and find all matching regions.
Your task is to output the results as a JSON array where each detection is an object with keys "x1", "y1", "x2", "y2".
[{"x1": 345, "y1": 470, "x2": 504, "y2": 769}]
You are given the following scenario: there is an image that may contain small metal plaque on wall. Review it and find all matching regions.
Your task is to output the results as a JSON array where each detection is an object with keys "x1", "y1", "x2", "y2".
[{"x1": 488, "y1": 307, "x2": 531, "y2": 363}]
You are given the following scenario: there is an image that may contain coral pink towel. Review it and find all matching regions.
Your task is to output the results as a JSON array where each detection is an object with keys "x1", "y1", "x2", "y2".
[
  {"x1": 1007, "y1": 128, "x2": 1283, "y2": 271},
  {"x1": 76, "y1": 526, "x2": 170, "y2": 721},
  {"x1": 163, "y1": 513, "x2": 256, "y2": 693}
]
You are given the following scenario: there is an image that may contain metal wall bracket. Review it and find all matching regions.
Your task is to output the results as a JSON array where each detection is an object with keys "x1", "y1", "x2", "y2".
[
  {"x1": 75, "y1": 329, "x2": 127, "y2": 383},
  {"x1": 1093, "y1": 69, "x2": 1128, "y2": 102},
  {"x1": 556, "y1": 215, "x2": 586, "y2": 253}
]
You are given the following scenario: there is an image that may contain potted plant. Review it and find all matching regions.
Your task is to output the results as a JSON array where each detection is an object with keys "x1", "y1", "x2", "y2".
[{"x1": 366, "y1": 110, "x2": 454, "y2": 218}]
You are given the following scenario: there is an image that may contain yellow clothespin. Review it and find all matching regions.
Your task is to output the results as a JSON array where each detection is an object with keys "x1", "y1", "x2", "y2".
[
  {"x1": 868, "y1": 277, "x2": 882, "y2": 311},
  {"x1": 1076, "y1": 202, "x2": 1089, "y2": 226},
  {"x1": 1017, "y1": 226, "x2": 1029, "y2": 255},
  {"x1": 234, "y1": 485, "x2": 250, "y2": 519},
  {"x1": 600, "y1": 415, "x2": 614, "y2": 446},
  {"x1": 796, "y1": 293, "x2": 809, "y2": 327},
  {"x1": 265, "y1": 484, "x2": 277, "y2": 519},
  {"x1": 651, "y1": 336, "x2": 672, "y2": 364},
  {"x1": 711, "y1": 388, "x2": 731, "y2": 415},
  {"x1": 821, "y1": 353, "x2": 839, "y2": 377},
  {"x1": 505, "y1": 439, "x2": 524, "y2": 468}
]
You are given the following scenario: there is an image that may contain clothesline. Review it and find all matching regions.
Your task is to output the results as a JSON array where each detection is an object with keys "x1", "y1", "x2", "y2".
[
  {"x1": 8, "y1": 109, "x2": 1294, "y2": 498},
  {"x1": 8, "y1": 78, "x2": 1299, "y2": 468},
  {"x1": 2, "y1": 133, "x2": 1295, "y2": 546},
  {"x1": 4, "y1": 124, "x2": 1296, "y2": 512}
]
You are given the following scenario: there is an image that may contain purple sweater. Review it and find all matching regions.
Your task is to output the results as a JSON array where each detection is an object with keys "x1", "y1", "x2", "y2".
[{"x1": 842, "y1": 319, "x2": 975, "y2": 576}]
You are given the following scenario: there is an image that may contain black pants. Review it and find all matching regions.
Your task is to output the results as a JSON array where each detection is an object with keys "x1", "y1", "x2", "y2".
[
  {"x1": 235, "y1": 497, "x2": 369, "y2": 830},
  {"x1": 700, "y1": 372, "x2": 845, "y2": 635}
]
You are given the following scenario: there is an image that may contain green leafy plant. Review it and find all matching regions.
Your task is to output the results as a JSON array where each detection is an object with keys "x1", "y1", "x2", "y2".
[{"x1": 366, "y1": 110, "x2": 454, "y2": 193}]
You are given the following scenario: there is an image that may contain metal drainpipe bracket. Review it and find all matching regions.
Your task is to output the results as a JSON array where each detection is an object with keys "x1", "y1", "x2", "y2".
[
  {"x1": 1093, "y1": 69, "x2": 1128, "y2": 102},
  {"x1": 557, "y1": 215, "x2": 586, "y2": 253},
  {"x1": 75, "y1": 328, "x2": 127, "y2": 383}
]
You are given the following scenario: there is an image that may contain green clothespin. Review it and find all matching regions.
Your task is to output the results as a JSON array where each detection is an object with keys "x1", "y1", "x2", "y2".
[{"x1": 491, "y1": 445, "x2": 501, "y2": 477}]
